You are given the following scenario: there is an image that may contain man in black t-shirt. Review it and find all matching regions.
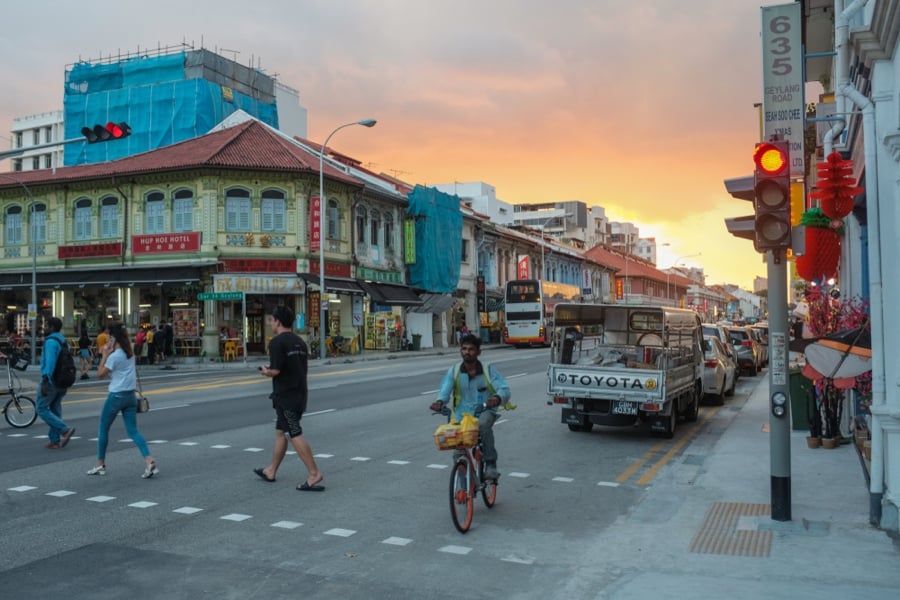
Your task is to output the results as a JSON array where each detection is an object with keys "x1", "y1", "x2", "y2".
[{"x1": 254, "y1": 306, "x2": 324, "y2": 491}]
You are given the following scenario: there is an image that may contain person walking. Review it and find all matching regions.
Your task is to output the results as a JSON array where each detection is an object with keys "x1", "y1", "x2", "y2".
[
  {"x1": 37, "y1": 317, "x2": 76, "y2": 449},
  {"x1": 86, "y1": 321, "x2": 158, "y2": 478},
  {"x1": 430, "y1": 333, "x2": 511, "y2": 480},
  {"x1": 254, "y1": 305, "x2": 324, "y2": 491},
  {"x1": 77, "y1": 328, "x2": 92, "y2": 380}
]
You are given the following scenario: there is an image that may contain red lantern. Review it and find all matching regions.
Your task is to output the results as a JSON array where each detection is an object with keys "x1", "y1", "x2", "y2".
[
  {"x1": 796, "y1": 226, "x2": 841, "y2": 282},
  {"x1": 810, "y1": 152, "x2": 861, "y2": 219}
]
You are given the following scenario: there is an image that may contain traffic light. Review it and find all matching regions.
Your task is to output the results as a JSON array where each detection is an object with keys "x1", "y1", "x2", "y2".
[
  {"x1": 752, "y1": 141, "x2": 792, "y2": 251},
  {"x1": 82, "y1": 122, "x2": 132, "y2": 144}
]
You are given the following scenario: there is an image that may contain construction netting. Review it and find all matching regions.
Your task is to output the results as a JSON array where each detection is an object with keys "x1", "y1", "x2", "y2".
[
  {"x1": 406, "y1": 185, "x2": 462, "y2": 294},
  {"x1": 63, "y1": 51, "x2": 278, "y2": 165}
]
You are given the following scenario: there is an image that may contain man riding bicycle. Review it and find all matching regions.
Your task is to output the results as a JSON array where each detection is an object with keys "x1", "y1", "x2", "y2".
[{"x1": 430, "y1": 334, "x2": 511, "y2": 480}]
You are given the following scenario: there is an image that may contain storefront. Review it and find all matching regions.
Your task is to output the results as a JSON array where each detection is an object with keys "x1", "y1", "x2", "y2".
[{"x1": 358, "y1": 282, "x2": 422, "y2": 351}]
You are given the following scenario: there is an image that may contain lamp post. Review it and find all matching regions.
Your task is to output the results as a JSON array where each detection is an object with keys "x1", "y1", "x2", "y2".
[
  {"x1": 666, "y1": 253, "x2": 701, "y2": 305},
  {"x1": 318, "y1": 118, "x2": 376, "y2": 360},
  {"x1": 539, "y1": 215, "x2": 557, "y2": 280},
  {"x1": 0, "y1": 174, "x2": 37, "y2": 364}
]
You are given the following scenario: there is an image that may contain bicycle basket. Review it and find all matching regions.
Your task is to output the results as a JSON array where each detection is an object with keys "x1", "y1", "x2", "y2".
[
  {"x1": 433, "y1": 414, "x2": 479, "y2": 451},
  {"x1": 9, "y1": 351, "x2": 29, "y2": 371}
]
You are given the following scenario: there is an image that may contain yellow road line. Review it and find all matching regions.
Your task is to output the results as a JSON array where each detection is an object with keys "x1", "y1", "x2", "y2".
[
  {"x1": 615, "y1": 440, "x2": 667, "y2": 484},
  {"x1": 634, "y1": 406, "x2": 721, "y2": 486}
]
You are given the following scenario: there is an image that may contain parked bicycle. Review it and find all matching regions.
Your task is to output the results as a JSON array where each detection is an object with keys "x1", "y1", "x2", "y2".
[
  {"x1": 433, "y1": 406, "x2": 498, "y2": 533},
  {"x1": 1, "y1": 348, "x2": 37, "y2": 428}
]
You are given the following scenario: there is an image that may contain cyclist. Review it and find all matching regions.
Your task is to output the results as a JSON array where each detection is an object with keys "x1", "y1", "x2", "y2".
[{"x1": 430, "y1": 333, "x2": 510, "y2": 480}]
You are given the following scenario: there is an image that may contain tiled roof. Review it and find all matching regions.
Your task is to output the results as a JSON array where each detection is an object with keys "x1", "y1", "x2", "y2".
[
  {"x1": 0, "y1": 120, "x2": 361, "y2": 189},
  {"x1": 584, "y1": 244, "x2": 695, "y2": 287}
]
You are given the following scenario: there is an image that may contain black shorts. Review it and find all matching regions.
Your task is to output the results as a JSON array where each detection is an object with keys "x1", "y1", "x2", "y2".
[{"x1": 274, "y1": 405, "x2": 304, "y2": 437}]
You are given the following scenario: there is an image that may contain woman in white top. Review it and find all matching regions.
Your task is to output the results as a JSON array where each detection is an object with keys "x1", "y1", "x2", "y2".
[{"x1": 86, "y1": 321, "x2": 158, "y2": 478}]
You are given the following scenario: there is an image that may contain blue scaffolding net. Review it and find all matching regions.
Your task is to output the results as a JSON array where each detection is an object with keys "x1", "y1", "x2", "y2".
[{"x1": 406, "y1": 185, "x2": 462, "y2": 294}]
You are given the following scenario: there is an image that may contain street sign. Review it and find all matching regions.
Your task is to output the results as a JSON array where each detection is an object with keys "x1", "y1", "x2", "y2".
[{"x1": 197, "y1": 292, "x2": 244, "y2": 301}]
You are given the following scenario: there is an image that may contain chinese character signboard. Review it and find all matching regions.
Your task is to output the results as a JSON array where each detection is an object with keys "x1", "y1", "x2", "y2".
[
  {"x1": 132, "y1": 232, "x2": 201, "y2": 255},
  {"x1": 310, "y1": 196, "x2": 321, "y2": 252},
  {"x1": 404, "y1": 219, "x2": 416, "y2": 264},
  {"x1": 761, "y1": 2, "x2": 804, "y2": 177},
  {"x1": 517, "y1": 255, "x2": 530, "y2": 279},
  {"x1": 58, "y1": 242, "x2": 122, "y2": 259}
]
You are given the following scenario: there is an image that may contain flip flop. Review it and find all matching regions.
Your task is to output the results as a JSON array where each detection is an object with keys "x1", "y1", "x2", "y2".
[
  {"x1": 297, "y1": 481, "x2": 325, "y2": 492},
  {"x1": 253, "y1": 468, "x2": 276, "y2": 483}
]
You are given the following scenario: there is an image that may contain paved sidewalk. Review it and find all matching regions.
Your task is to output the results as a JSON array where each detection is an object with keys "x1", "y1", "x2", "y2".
[{"x1": 589, "y1": 375, "x2": 900, "y2": 600}]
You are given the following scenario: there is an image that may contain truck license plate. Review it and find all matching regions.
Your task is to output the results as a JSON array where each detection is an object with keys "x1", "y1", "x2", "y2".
[{"x1": 612, "y1": 401, "x2": 638, "y2": 416}]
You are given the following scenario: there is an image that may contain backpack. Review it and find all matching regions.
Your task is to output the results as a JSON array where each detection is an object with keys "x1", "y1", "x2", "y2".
[{"x1": 48, "y1": 337, "x2": 77, "y2": 388}]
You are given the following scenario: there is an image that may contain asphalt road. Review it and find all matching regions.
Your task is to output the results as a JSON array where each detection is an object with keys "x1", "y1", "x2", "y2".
[{"x1": 0, "y1": 348, "x2": 763, "y2": 599}]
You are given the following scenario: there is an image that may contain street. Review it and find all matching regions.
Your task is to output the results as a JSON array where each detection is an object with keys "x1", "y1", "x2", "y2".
[{"x1": 0, "y1": 348, "x2": 761, "y2": 599}]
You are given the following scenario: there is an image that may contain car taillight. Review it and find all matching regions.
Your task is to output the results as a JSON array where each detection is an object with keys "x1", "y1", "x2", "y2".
[
  {"x1": 742, "y1": 340, "x2": 753, "y2": 347},
  {"x1": 705, "y1": 359, "x2": 719, "y2": 368}
]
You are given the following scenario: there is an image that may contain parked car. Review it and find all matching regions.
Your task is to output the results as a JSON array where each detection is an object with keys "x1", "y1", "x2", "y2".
[
  {"x1": 702, "y1": 323, "x2": 740, "y2": 381},
  {"x1": 702, "y1": 335, "x2": 736, "y2": 405},
  {"x1": 751, "y1": 324, "x2": 769, "y2": 367},
  {"x1": 727, "y1": 326, "x2": 760, "y2": 376}
]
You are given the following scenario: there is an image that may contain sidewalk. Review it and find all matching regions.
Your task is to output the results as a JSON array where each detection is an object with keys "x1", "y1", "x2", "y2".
[{"x1": 593, "y1": 374, "x2": 900, "y2": 600}]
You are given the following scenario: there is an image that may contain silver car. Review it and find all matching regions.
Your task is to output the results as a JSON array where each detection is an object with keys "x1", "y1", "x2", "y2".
[
  {"x1": 702, "y1": 323, "x2": 741, "y2": 381},
  {"x1": 702, "y1": 335, "x2": 736, "y2": 405}
]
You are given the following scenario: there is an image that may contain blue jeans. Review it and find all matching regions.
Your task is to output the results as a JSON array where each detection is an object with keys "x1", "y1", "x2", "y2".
[
  {"x1": 37, "y1": 381, "x2": 70, "y2": 443},
  {"x1": 478, "y1": 410, "x2": 499, "y2": 463},
  {"x1": 96, "y1": 390, "x2": 150, "y2": 461}
]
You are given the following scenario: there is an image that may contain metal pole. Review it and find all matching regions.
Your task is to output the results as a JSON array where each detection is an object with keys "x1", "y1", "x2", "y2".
[
  {"x1": 767, "y1": 249, "x2": 791, "y2": 521},
  {"x1": 318, "y1": 119, "x2": 376, "y2": 361},
  {"x1": 0, "y1": 175, "x2": 37, "y2": 364}
]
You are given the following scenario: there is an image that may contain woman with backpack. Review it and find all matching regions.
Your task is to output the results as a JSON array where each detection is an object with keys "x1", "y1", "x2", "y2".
[{"x1": 77, "y1": 329, "x2": 93, "y2": 380}]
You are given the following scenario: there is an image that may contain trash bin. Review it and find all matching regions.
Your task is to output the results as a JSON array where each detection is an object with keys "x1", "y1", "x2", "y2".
[
  {"x1": 790, "y1": 367, "x2": 815, "y2": 431},
  {"x1": 411, "y1": 334, "x2": 422, "y2": 351}
]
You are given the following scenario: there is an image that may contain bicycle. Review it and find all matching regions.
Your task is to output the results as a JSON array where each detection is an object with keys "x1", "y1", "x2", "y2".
[
  {"x1": 1, "y1": 348, "x2": 37, "y2": 428},
  {"x1": 433, "y1": 405, "x2": 498, "y2": 533}
]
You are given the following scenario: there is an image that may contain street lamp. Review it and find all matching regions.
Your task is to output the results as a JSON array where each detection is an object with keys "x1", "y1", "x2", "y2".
[
  {"x1": 666, "y1": 253, "x2": 701, "y2": 305},
  {"x1": 0, "y1": 174, "x2": 37, "y2": 364},
  {"x1": 318, "y1": 118, "x2": 376, "y2": 360},
  {"x1": 539, "y1": 215, "x2": 557, "y2": 280}
]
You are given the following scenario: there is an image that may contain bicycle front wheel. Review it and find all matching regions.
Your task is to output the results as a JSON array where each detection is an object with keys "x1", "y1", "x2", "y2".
[
  {"x1": 4, "y1": 395, "x2": 36, "y2": 428},
  {"x1": 479, "y1": 460, "x2": 498, "y2": 508},
  {"x1": 449, "y1": 460, "x2": 474, "y2": 533}
]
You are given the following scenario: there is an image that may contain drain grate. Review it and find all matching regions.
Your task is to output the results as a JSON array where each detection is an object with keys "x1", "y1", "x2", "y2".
[{"x1": 689, "y1": 502, "x2": 772, "y2": 557}]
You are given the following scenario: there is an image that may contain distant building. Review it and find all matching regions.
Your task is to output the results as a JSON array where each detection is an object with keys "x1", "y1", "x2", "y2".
[
  {"x1": 432, "y1": 181, "x2": 515, "y2": 224},
  {"x1": 8, "y1": 111, "x2": 64, "y2": 171},
  {"x1": 753, "y1": 275, "x2": 768, "y2": 293}
]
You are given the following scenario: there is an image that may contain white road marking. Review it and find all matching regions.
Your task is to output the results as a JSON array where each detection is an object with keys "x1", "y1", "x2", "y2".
[
  {"x1": 221, "y1": 513, "x2": 252, "y2": 522},
  {"x1": 147, "y1": 404, "x2": 191, "y2": 411},
  {"x1": 305, "y1": 409, "x2": 337, "y2": 416},
  {"x1": 86, "y1": 495, "x2": 116, "y2": 503},
  {"x1": 387, "y1": 460, "x2": 410, "y2": 465},
  {"x1": 128, "y1": 501, "x2": 158, "y2": 509},
  {"x1": 350, "y1": 456, "x2": 371, "y2": 462},
  {"x1": 382, "y1": 537, "x2": 412, "y2": 546},
  {"x1": 506, "y1": 373, "x2": 529, "y2": 379},
  {"x1": 243, "y1": 447, "x2": 265, "y2": 452},
  {"x1": 508, "y1": 472, "x2": 530, "y2": 478},
  {"x1": 148, "y1": 440, "x2": 168, "y2": 444},
  {"x1": 421, "y1": 389, "x2": 440, "y2": 395},
  {"x1": 271, "y1": 521, "x2": 303, "y2": 529},
  {"x1": 500, "y1": 555, "x2": 535, "y2": 565},
  {"x1": 46, "y1": 490, "x2": 76, "y2": 497},
  {"x1": 314, "y1": 453, "x2": 334, "y2": 458},
  {"x1": 179, "y1": 442, "x2": 199, "y2": 446},
  {"x1": 324, "y1": 528, "x2": 356, "y2": 537},
  {"x1": 597, "y1": 481, "x2": 620, "y2": 488},
  {"x1": 438, "y1": 545, "x2": 472, "y2": 555},
  {"x1": 173, "y1": 507, "x2": 203, "y2": 514},
  {"x1": 552, "y1": 477, "x2": 574, "y2": 483},
  {"x1": 427, "y1": 464, "x2": 448, "y2": 469},
  {"x1": 8, "y1": 485, "x2": 36, "y2": 492},
  {"x1": 210, "y1": 444, "x2": 231, "y2": 449}
]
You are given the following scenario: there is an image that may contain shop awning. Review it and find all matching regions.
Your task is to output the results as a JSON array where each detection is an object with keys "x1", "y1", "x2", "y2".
[
  {"x1": 485, "y1": 297, "x2": 505, "y2": 312},
  {"x1": 359, "y1": 282, "x2": 423, "y2": 307},
  {"x1": 0, "y1": 265, "x2": 204, "y2": 289},
  {"x1": 407, "y1": 293, "x2": 457, "y2": 314},
  {"x1": 298, "y1": 273, "x2": 365, "y2": 295}
]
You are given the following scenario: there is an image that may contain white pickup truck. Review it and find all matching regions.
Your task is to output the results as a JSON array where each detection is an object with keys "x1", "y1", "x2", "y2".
[{"x1": 547, "y1": 303, "x2": 703, "y2": 438}]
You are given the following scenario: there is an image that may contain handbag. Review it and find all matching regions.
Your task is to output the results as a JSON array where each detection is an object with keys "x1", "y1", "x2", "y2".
[{"x1": 136, "y1": 363, "x2": 150, "y2": 413}]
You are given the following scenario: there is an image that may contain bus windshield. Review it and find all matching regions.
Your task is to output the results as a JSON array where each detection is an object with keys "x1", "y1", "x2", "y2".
[{"x1": 504, "y1": 279, "x2": 580, "y2": 347}]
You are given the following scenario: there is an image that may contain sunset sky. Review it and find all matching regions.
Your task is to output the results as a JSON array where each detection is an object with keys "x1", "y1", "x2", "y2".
[{"x1": 0, "y1": 0, "x2": 794, "y2": 289}]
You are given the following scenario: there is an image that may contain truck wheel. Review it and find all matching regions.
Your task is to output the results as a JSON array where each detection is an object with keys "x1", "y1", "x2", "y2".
[
  {"x1": 684, "y1": 390, "x2": 699, "y2": 423},
  {"x1": 567, "y1": 423, "x2": 584, "y2": 432},
  {"x1": 567, "y1": 418, "x2": 593, "y2": 433}
]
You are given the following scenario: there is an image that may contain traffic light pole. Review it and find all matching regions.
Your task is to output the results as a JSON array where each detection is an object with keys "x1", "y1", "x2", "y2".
[{"x1": 767, "y1": 248, "x2": 791, "y2": 521}]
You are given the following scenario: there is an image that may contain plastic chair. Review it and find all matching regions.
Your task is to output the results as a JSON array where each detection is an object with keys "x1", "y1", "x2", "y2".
[
  {"x1": 223, "y1": 341, "x2": 238, "y2": 362},
  {"x1": 325, "y1": 338, "x2": 335, "y2": 357},
  {"x1": 348, "y1": 336, "x2": 359, "y2": 355}
]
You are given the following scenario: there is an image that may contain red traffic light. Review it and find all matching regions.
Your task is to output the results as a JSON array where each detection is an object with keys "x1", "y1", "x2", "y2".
[
  {"x1": 753, "y1": 142, "x2": 789, "y2": 176},
  {"x1": 81, "y1": 122, "x2": 132, "y2": 144}
]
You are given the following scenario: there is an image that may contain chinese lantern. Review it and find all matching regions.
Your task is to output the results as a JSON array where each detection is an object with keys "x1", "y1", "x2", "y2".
[
  {"x1": 795, "y1": 208, "x2": 842, "y2": 282},
  {"x1": 809, "y1": 152, "x2": 862, "y2": 220}
]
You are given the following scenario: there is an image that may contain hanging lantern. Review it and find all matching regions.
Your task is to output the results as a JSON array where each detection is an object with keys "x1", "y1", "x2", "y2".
[
  {"x1": 809, "y1": 152, "x2": 862, "y2": 220},
  {"x1": 796, "y1": 208, "x2": 842, "y2": 282}
]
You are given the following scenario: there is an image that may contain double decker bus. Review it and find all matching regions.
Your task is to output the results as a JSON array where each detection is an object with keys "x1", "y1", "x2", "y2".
[{"x1": 503, "y1": 279, "x2": 581, "y2": 347}]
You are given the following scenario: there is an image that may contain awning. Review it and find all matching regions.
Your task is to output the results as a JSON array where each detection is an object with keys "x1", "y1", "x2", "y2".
[
  {"x1": 0, "y1": 266, "x2": 204, "y2": 289},
  {"x1": 359, "y1": 282, "x2": 423, "y2": 307},
  {"x1": 298, "y1": 273, "x2": 365, "y2": 295},
  {"x1": 485, "y1": 297, "x2": 505, "y2": 312},
  {"x1": 407, "y1": 293, "x2": 457, "y2": 314}
]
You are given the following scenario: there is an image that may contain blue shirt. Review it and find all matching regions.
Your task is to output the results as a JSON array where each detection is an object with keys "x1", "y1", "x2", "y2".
[
  {"x1": 436, "y1": 360, "x2": 511, "y2": 418},
  {"x1": 40, "y1": 333, "x2": 68, "y2": 381}
]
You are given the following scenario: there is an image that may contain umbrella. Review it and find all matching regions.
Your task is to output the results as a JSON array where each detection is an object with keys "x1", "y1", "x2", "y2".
[{"x1": 803, "y1": 325, "x2": 872, "y2": 380}]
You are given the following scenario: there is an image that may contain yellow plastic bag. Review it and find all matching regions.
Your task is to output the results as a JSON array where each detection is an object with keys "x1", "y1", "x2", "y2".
[
  {"x1": 458, "y1": 413, "x2": 479, "y2": 447},
  {"x1": 433, "y1": 413, "x2": 479, "y2": 451}
]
